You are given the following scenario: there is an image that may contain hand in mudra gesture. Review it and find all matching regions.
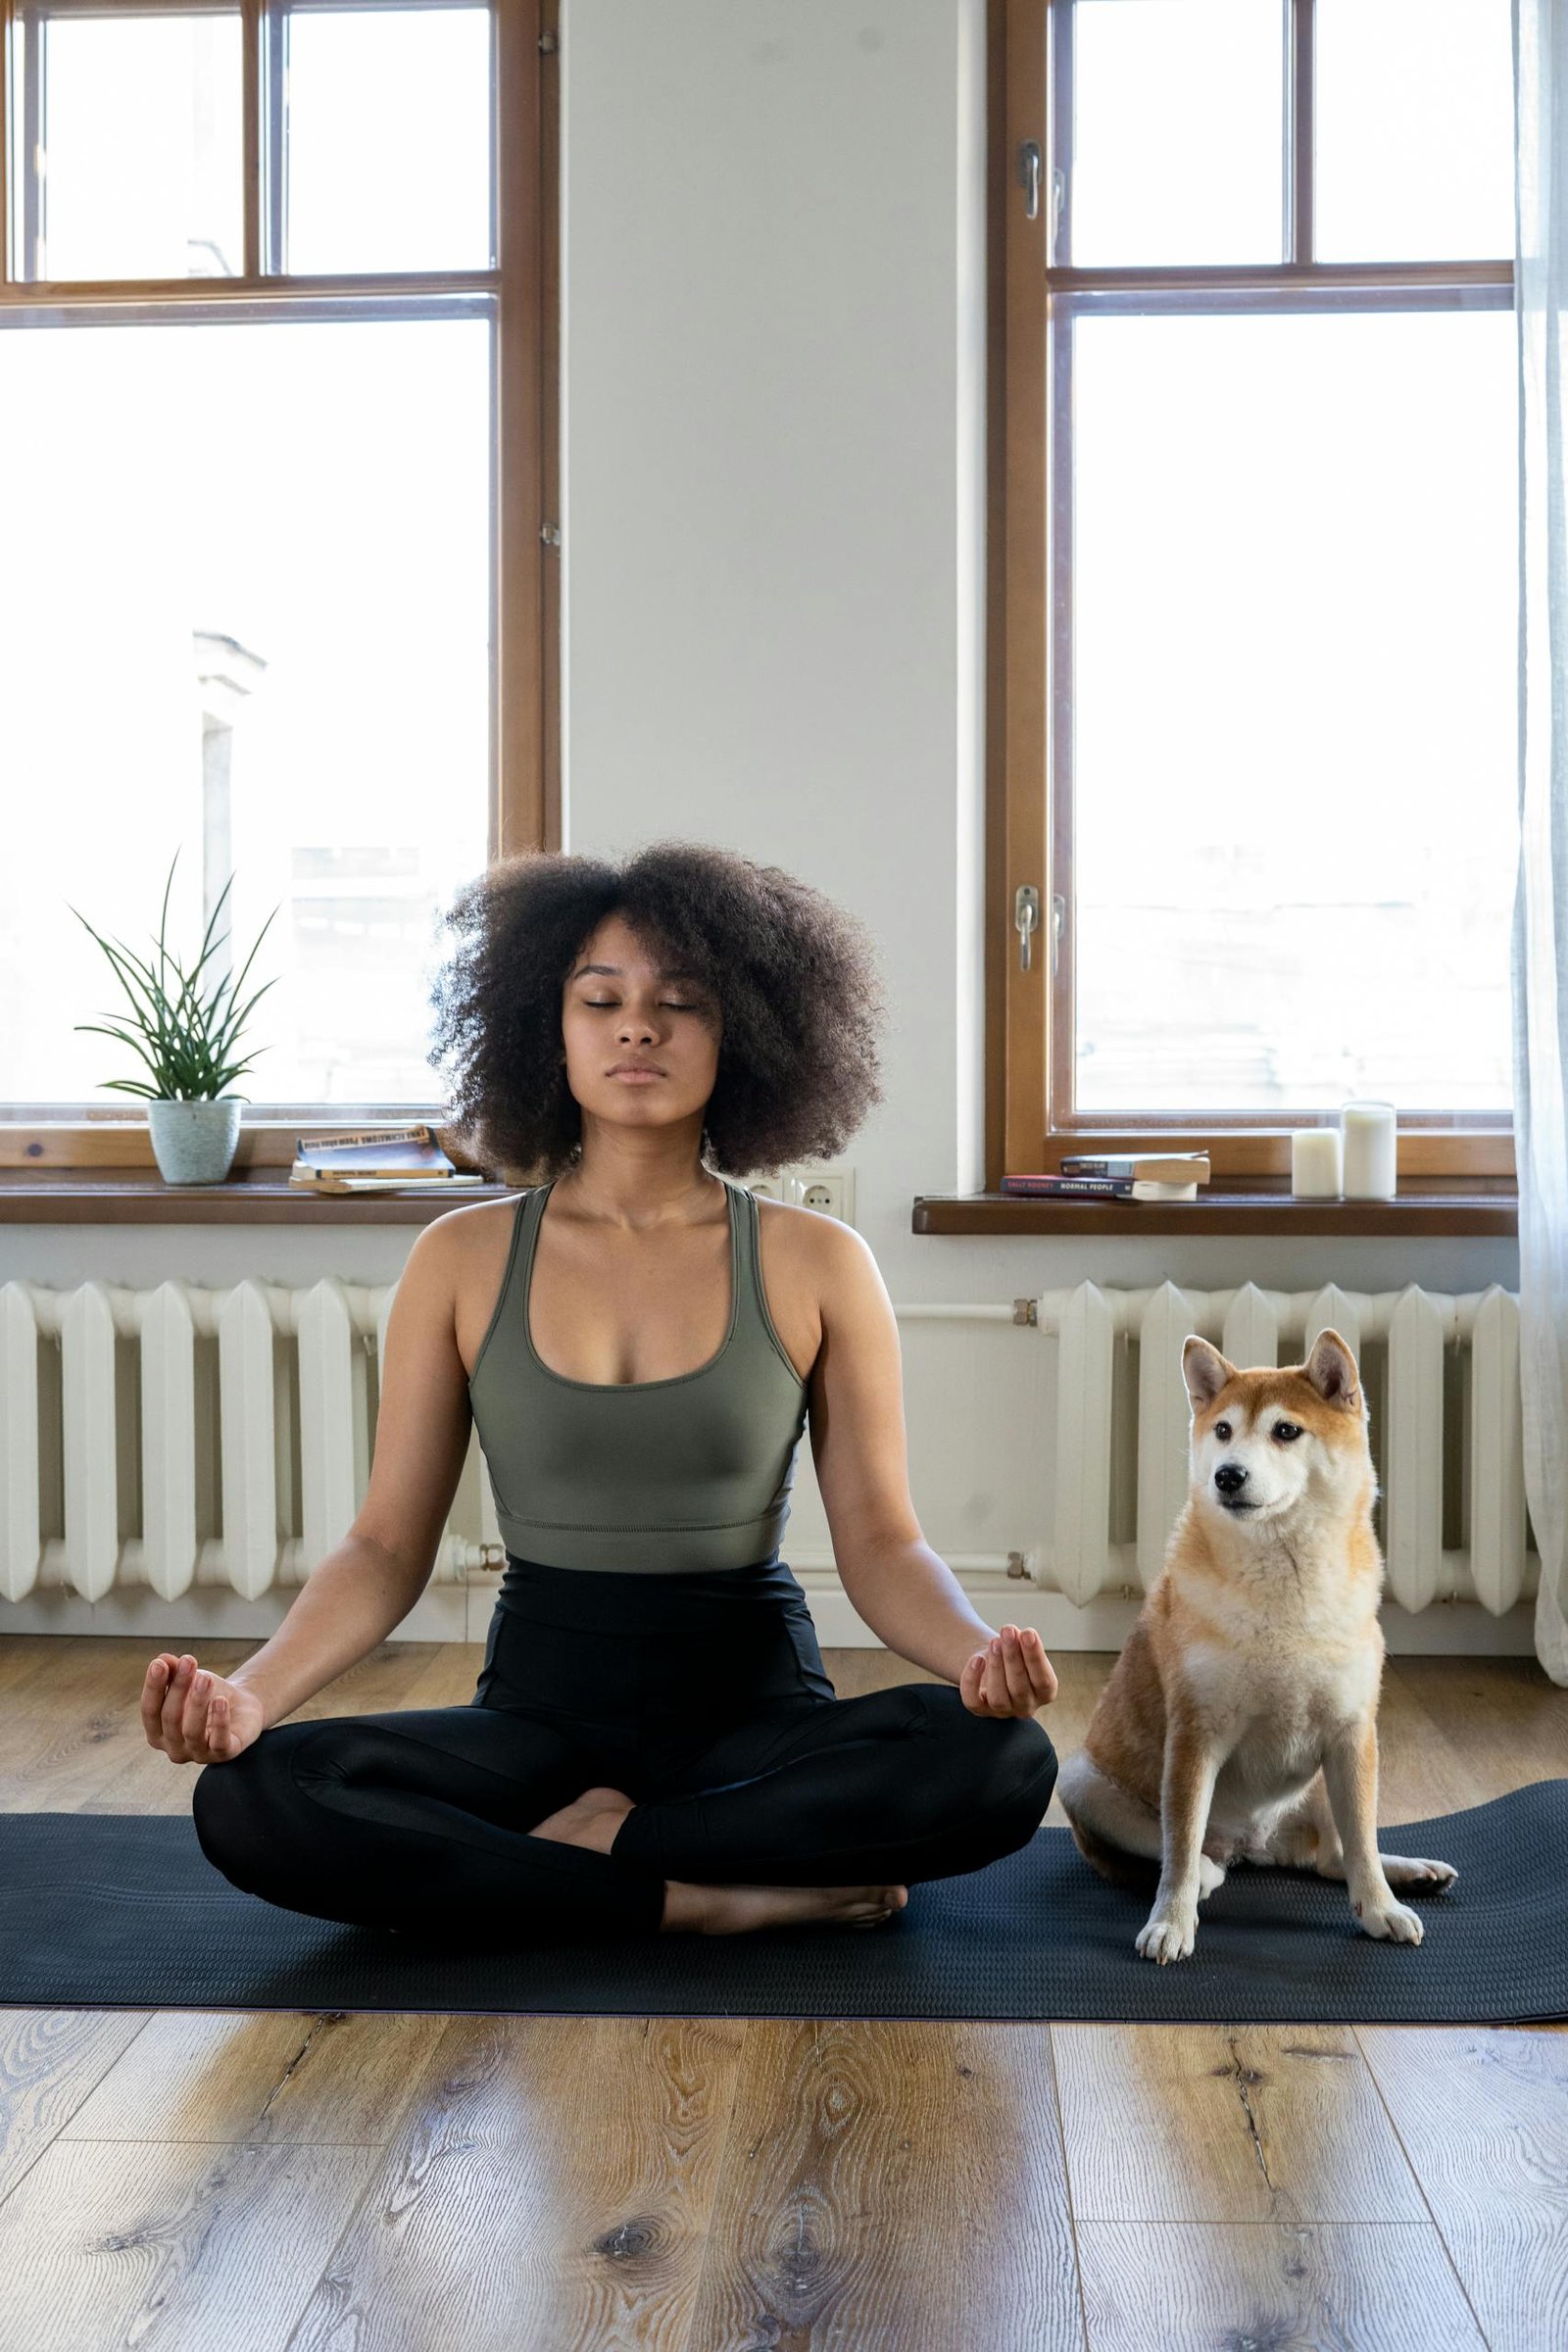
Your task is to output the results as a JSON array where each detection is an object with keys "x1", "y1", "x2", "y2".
[
  {"x1": 960, "y1": 1623, "x2": 1057, "y2": 1718},
  {"x1": 141, "y1": 1652, "x2": 264, "y2": 1765}
]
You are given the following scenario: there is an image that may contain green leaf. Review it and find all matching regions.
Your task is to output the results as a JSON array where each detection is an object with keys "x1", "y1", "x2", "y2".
[
  {"x1": 67, "y1": 908, "x2": 177, "y2": 1040},
  {"x1": 221, "y1": 902, "x2": 281, "y2": 1018},
  {"x1": 72, "y1": 1022, "x2": 171, "y2": 1082},
  {"x1": 152, "y1": 851, "x2": 181, "y2": 1033},
  {"x1": 206, "y1": 973, "x2": 280, "y2": 1054}
]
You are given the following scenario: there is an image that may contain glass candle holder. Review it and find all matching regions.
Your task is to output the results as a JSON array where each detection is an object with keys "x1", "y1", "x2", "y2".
[
  {"x1": 1291, "y1": 1128, "x2": 1343, "y2": 1197},
  {"x1": 1340, "y1": 1100, "x2": 1397, "y2": 1199}
]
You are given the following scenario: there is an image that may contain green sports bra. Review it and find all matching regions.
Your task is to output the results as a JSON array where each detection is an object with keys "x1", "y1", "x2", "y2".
[{"x1": 466, "y1": 1174, "x2": 811, "y2": 1572}]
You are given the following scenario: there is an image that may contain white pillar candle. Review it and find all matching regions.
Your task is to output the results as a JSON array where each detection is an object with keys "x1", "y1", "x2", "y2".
[
  {"x1": 1291, "y1": 1128, "x2": 1343, "y2": 1197},
  {"x1": 1340, "y1": 1100, "x2": 1398, "y2": 1199}
]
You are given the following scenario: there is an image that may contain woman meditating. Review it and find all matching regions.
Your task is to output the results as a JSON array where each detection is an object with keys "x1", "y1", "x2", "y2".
[{"x1": 147, "y1": 839, "x2": 1060, "y2": 1941}]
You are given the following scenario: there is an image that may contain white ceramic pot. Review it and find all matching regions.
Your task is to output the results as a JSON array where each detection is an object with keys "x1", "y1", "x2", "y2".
[{"x1": 146, "y1": 1097, "x2": 243, "y2": 1185}]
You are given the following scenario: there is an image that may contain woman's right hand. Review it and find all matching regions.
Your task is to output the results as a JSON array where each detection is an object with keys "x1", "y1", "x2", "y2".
[{"x1": 142, "y1": 1652, "x2": 266, "y2": 1765}]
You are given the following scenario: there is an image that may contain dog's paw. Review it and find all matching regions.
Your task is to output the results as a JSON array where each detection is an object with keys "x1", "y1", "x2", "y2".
[
  {"x1": 1135, "y1": 1907, "x2": 1198, "y2": 1964},
  {"x1": 1378, "y1": 1852, "x2": 1458, "y2": 1888},
  {"x1": 1353, "y1": 1894, "x2": 1425, "y2": 1944}
]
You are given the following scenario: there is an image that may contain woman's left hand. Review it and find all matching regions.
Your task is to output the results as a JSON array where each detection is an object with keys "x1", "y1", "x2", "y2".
[{"x1": 959, "y1": 1624, "x2": 1058, "y2": 1718}]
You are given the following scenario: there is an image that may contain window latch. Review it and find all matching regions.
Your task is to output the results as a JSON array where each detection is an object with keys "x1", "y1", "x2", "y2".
[
  {"x1": 1014, "y1": 883, "x2": 1040, "y2": 972},
  {"x1": 1019, "y1": 140, "x2": 1042, "y2": 222}
]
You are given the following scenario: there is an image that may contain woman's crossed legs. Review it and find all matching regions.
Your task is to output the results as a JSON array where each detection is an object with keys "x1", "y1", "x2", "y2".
[{"x1": 191, "y1": 1680, "x2": 1058, "y2": 1944}]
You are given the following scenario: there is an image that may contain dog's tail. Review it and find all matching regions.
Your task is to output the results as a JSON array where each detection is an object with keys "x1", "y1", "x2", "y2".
[{"x1": 1067, "y1": 1817, "x2": 1160, "y2": 1894}]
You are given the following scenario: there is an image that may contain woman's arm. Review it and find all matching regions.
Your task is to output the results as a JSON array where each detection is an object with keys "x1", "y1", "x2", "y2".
[
  {"x1": 804, "y1": 1214, "x2": 1058, "y2": 1707},
  {"x1": 832, "y1": 1533, "x2": 997, "y2": 1684},
  {"x1": 223, "y1": 1532, "x2": 440, "y2": 1730},
  {"x1": 842, "y1": 1540, "x2": 1056, "y2": 1714}
]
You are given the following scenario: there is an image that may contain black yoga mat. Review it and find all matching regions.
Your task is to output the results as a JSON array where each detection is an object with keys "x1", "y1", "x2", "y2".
[{"x1": 1, "y1": 1781, "x2": 1563, "y2": 2025}]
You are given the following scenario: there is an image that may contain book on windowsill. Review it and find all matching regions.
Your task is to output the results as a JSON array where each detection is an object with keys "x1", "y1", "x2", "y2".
[
  {"x1": 1000, "y1": 1172, "x2": 1201, "y2": 1201},
  {"x1": 1057, "y1": 1152, "x2": 1211, "y2": 1182},
  {"x1": 289, "y1": 1123, "x2": 486, "y2": 1193}
]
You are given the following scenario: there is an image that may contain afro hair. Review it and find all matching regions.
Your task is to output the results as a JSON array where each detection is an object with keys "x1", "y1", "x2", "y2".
[{"x1": 427, "y1": 838, "x2": 888, "y2": 1182}]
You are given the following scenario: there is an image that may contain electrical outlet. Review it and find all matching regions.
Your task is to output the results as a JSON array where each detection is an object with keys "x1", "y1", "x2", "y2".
[
  {"x1": 785, "y1": 1164, "x2": 856, "y2": 1224},
  {"x1": 742, "y1": 1172, "x2": 786, "y2": 1202}
]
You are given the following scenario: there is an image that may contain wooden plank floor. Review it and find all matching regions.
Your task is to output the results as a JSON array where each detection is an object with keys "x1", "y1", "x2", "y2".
[{"x1": 0, "y1": 1634, "x2": 1564, "y2": 2350}]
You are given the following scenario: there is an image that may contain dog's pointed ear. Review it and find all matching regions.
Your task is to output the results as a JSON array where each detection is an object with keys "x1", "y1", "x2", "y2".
[
  {"x1": 1182, "y1": 1335, "x2": 1234, "y2": 1412},
  {"x1": 1302, "y1": 1326, "x2": 1362, "y2": 1410}
]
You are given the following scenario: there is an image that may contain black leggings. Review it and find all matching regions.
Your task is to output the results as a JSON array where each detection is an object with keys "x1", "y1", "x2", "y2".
[{"x1": 191, "y1": 1551, "x2": 1058, "y2": 1942}]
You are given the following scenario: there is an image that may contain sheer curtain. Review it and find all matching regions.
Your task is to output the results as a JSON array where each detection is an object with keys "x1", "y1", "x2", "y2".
[{"x1": 1512, "y1": 0, "x2": 1568, "y2": 1685}]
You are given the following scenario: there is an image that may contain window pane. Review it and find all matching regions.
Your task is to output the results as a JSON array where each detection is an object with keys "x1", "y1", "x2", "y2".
[
  {"x1": 1070, "y1": 307, "x2": 1517, "y2": 1114},
  {"x1": 1069, "y1": 0, "x2": 1284, "y2": 267},
  {"x1": 0, "y1": 315, "x2": 491, "y2": 1104},
  {"x1": 284, "y1": 4, "x2": 493, "y2": 273},
  {"x1": 1314, "y1": 0, "x2": 1514, "y2": 264},
  {"x1": 16, "y1": 7, "x2": 242, "y2": 280}
]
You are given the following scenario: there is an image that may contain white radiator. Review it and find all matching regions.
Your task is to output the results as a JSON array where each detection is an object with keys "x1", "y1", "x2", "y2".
[
  {"x1": 0, "y1": 1275, "x2": 498, "y2": 1605},
  {"x1": 1021, "y1": 1280, "x2": 1534, "y2": 1616},
  {"x1": 0, "y1": 1273, "x2": 1535, "y2": 1639}
]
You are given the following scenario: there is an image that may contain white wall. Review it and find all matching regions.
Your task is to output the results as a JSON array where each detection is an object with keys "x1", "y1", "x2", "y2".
[{"x1": 562, "y1": 0, "x2": 985, "y2": 1212}]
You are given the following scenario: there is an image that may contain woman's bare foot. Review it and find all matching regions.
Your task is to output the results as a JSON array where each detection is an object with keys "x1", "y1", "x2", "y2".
[
  {"x1": 526, "y1": 1785, "x2": 636, "y2": 1855},
  {"x1": 662, "y1": 1880, "x2": 909, "y2": 1935}
]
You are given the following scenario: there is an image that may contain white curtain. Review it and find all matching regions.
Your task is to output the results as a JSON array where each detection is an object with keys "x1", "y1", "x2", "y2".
[{"x1": 1512, "y1": 0, "x2": 1568, "y2": 1684}]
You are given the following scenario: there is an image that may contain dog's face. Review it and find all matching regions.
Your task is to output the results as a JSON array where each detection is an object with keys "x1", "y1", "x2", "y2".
[{"x1": 1180, "y1": 1328, "x2": 1372, "y2": 1530}]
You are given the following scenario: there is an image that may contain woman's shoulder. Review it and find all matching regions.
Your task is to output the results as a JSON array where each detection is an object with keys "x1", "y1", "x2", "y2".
[
  {"x1": 752, "y1": 1188, "x2": 873, "y2": 1264},
  {"x1": 423, "y1": 1187, "x2": 533, "y2": 1238},
  {"x1": 416, "y1": 1191, "x2": 534, "y2": 1300}
]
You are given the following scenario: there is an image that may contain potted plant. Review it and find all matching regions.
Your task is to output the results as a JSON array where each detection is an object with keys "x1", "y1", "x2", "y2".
[{"x1": 69, "y1": 849, "x2": 282, "y2": 1186}]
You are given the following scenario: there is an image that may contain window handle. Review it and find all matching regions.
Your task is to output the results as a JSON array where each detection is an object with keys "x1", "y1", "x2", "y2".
[
  {"x1": 1015, "y1": 884, "x2": 1041, "y2": 972},
  {"x1": 1019, "y1": 140, "x2": 1042, "y2": 222}
]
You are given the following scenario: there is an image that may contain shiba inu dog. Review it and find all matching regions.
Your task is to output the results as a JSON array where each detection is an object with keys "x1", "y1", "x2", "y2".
[{"x1": 1056, "y1": 1328, "x2": 1457, "y2": 1964}]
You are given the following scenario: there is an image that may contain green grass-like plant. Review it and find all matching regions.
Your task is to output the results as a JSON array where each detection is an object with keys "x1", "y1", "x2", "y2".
[{"x1": 69, "y1": 848, "x2": 281, "y2": 1103}]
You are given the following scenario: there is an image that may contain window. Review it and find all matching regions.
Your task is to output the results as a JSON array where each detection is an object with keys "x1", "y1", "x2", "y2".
[
  {"x1": 0, "y1": 0, "x2": 558, "y2": 1153},
  {"x1": 991, "y1": 0, "x2": 1518, "y2": 1184}
]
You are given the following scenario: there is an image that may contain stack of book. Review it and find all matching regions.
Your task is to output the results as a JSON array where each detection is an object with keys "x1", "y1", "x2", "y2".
[
  {"x1": 289, "y1": 1123, "x2": 487, "y2": 1194},
  {"x1": 1001, "y1": 1152, "x2": 1211, "y2": 1202}
]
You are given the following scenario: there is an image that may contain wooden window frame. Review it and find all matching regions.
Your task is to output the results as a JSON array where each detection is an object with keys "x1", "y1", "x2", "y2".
[
  {"x1": 986, "y1": 0, "x2": 1518, "y2": 1193},
  {"x1": 0, "y1": 0, "x2": 559, "y2": 1175}
]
